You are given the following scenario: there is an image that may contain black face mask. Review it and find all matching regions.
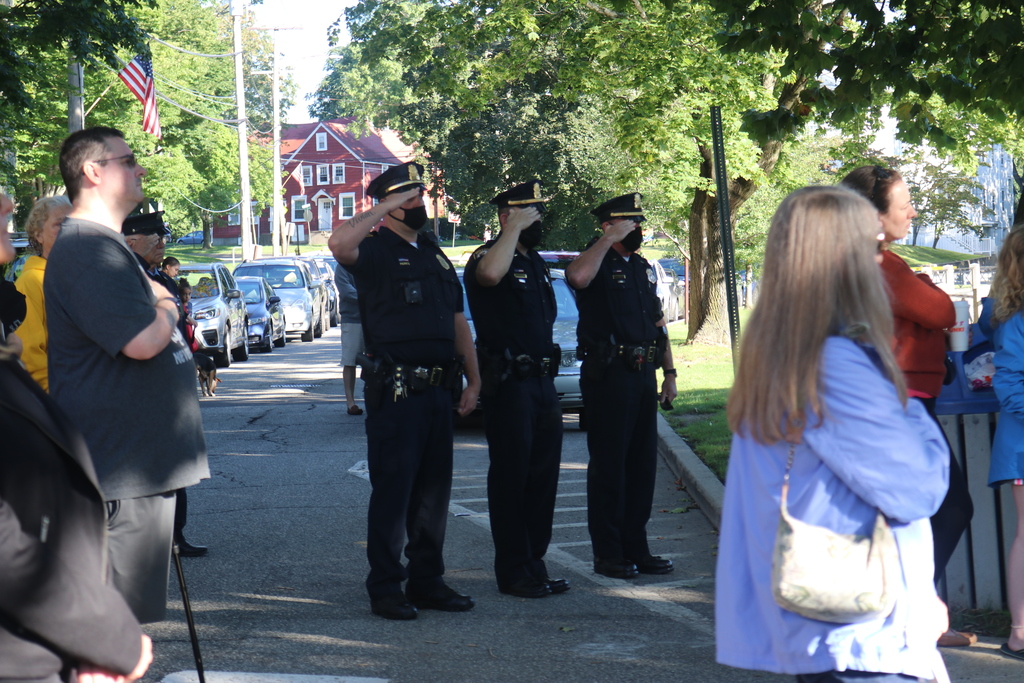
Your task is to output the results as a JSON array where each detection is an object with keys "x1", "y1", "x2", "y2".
[
  {"x1": 620, "y1": 224, "x2": 643, "y2": 252},
  {"x1": 518, "y1": 221, "x2": 544, "y2": 249},
  {"x1": 390, "y1": 204, "x2": 428, "y2": 231}
]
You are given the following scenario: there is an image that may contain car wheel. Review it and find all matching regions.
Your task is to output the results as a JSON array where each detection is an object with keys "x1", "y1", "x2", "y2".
[
  {"x1": 273, "y1": 324, "x2": 287, "y2": 347},
  {"x1": 301, "y1": 319, "x2": 314, "y2": 342},
  {"x1": 261, "y1": 324, "x2": 273, "y2": 353},
  {"x1": 313, "y1": 309, "x2": 324, "y2": 338},
  {"x1": 329, "y1": 306, "x2": 339, "y2": 327},
  {"x1": 214, "y1": 326, "x2": 232, "y2": 368},
  {"x1": 232, "y1": 326, "x2": 250, "y2": 362}
]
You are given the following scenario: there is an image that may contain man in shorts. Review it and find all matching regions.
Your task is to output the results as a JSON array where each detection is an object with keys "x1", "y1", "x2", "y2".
[
  {"x1": 335, "y1": 262, "x2": 365, "y2": 415},
  {"x1": 46, "y1": 126, "x2": 209, "y2": 622}
]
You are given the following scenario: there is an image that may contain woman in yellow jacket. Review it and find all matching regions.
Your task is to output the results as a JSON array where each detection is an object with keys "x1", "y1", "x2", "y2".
[{"x1": 15, "y1": 196, "x2": 71, "y2": 390}]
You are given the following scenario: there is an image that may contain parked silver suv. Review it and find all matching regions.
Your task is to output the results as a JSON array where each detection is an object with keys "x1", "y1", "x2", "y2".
[{"x1": 178, "y1": 263, "x2": 249, "y2": 367}]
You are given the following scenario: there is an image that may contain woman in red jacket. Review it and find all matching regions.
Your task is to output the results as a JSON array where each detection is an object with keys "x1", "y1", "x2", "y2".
[{"x1": 842, "y1": 165, "x2": 975, "y2": 648}]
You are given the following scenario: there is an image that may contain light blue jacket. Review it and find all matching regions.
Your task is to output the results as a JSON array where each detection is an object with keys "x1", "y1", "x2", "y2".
[
  {"x1": 716, "y1": 337, "x2": 950, "y2": 680},
  {"x1": 990, "y1": 312, "x2": 1024, "y2": 486}
]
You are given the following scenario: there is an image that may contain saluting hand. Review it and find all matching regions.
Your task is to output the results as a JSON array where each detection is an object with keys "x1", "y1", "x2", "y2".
[
  {"x1": 603, "y1": 218, "x2": 637, "y2": 244},
  {"x1": 504, "y1": 206, "x2": 541, "y2": 233}
]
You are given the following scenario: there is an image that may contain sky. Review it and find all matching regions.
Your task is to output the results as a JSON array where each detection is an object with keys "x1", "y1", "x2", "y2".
[{"x1": 248, "y1": 0, "x2": 359, "y2": 124}]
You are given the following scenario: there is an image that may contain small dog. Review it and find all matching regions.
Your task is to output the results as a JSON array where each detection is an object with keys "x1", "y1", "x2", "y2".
[{"x1": 194, "y1": 353, "x2": 221, "y2": 397}]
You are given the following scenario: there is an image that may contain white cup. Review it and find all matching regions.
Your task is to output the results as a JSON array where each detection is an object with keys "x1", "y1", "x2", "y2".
[{"x1": 950, "y1": 300, "x2": 971, "y2": 352}]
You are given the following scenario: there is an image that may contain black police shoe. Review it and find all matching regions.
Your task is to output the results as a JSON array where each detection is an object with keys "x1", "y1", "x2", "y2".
[
  {"x1": 406, "y1": 584, "x2": 475, "y2": 612},
  {"x1": 630, "y1": 555, "x2": 674, "y2": 574},
  {"x1": 499, "y1": 577, "x2": 551, "y2": 599},
  {"x1": 371, "y1": 593, "x2": 418, "y2": 620},
  {"x1": 593, "y1": 558, "x2": 639, "y2": 579},
  {"x1": 175, "y1": 539, "x2": 208, "y2": 557},
  {"x1": 544, "y1": 577, "x2": 571, "y2": 594}
]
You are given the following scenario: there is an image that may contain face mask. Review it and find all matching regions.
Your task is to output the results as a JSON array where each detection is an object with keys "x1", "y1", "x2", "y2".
[
  {"x1": 390, "y1": 204, "x2": 428, "y2": 231},
  {"x1": 518, "y1": 221, "x2": 544, "y2": 249},
  {"x1": 620, "y1": 224, "x2": 643, "y2": 252}
]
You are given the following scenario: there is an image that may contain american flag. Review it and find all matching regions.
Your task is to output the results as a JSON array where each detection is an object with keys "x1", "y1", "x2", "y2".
[{"x1": 118, "y1": 55, "x2": 162, "y2": 138}]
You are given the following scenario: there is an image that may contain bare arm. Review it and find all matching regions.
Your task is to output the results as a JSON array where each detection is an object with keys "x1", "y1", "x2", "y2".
[
  {"x1": 329, "y1": 188, "x2": 420, "y2": 266},
  {"x1": 454, "y1": 312, "x2": 480, "y2": 416},
  {"x1": 565, "y1": 219, "x2": 636, "y2": 289},
  {"x1": 121, "y1": 280, "x2": 178, "y2": 360},
  {"x1": 474, "y1": 207, "x2": 539, "y2": 287}
]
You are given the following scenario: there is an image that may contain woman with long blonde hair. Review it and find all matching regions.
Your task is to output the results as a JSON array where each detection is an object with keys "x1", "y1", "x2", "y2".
[
  {"x1": 716, "y1": 186, "x2": 951, "y2": 682},
  {"x1": 984, "y1": 225, "x2": 1024, "y2": 661}
]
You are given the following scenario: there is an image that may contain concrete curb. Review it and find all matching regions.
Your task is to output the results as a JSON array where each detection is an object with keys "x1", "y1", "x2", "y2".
[{"x1": 657, "y1": 413, "x2": 725, "y2": 531}]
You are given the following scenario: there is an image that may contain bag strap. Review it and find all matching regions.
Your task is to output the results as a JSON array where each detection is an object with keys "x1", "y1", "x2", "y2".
[{"x1": 780, "y1": 443, "x2": 796, "y2": 515}]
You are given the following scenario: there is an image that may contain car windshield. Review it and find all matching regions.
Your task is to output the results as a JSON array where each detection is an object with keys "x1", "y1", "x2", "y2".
[
  {"x1": 459, "y1": 274, "x2": 578, "y2": 322},
  {"x1": 179, "y1": 269, "x2": 220, "y2": 298},
  {"x1": 237, "y1": 265, "x2": 304, "y2": 289},
  {"x1": 237, "y1": 281, "x2": 263, "y2": 303}
]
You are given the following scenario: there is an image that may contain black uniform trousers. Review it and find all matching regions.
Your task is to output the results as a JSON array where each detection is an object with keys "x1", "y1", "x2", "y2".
[
  {"x1": 364, "y1": 385, "x2": 455, "y2": 600},
  {"x1": 581, "y1": 359, "x2": 658, "y2": 561},
  {"x1": 483, "y1": 375, "x2": 563, "y2": 586}
]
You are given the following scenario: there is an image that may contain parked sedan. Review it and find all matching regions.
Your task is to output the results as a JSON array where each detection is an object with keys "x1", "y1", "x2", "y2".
[
  {"x1": 235, "y1": 276, "x2": 286, "y2": 352},
  {"x1": 176, "y1": 230, "x2": 204, "y2": 245},
  {"x1": 298, "y1": 255, "x2": 339, "y2": 327},
  {"x1": 178, "y1": 263, "x2": 249, "y2": 367},
  {"x1": 309, "y1": 255, "x2": 341, "y2": 326},
  {"x1": 233, "y1": 259, "x2": 317, "y2": 342}
]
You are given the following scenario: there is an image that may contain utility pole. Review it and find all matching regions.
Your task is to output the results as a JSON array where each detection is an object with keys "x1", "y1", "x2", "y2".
[
  {"x1": 253, "y1": 27, "x2": 297, "y2": 257},
  {"x1": 231, "y1": 0, "x2": 254, "y2": 260},
  {"x1": 68, "y1": 61, "x2": 84, "y2": 133}
]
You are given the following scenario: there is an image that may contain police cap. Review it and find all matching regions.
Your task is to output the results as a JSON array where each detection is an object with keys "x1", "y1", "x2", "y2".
[
  {"x1": 590, "y1": 193, "x2": 646, "y2": 223},
  {"x1": 489, "y1": 179, "x2": 551, "y2": 209},
  {"x1": 367, "y1": 162, "x2": 426, "y2": 200},
  {"x1": 122, "y1": 210, "x2": 171, "y2": 237}
]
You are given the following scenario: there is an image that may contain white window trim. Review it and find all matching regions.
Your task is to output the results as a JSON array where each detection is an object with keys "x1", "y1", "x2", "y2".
[
  {"x1": 301, "y1": 165, "x2": 312, "y2": 187},
  {"x1": 338, "y1": 192, "x2": 356, "y2": 219},
  {"x1": 316, "y1": 164, "x2": 330, "y2": 185},
  {"x1": 332, "y1": 164, "x2": 345, "y2": 184},
  {"x1": 291, "y1": 195, "x2": 307, "y2": 222},
  {"x1": 315, "y1": 132, "x2": 327, "y2": 151}
]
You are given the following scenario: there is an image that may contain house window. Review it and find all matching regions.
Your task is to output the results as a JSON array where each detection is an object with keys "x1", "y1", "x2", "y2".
[
  {"x1": 338, "y1": 193, "x2": 355, "y2": 219},
  {"x1": 317, "y1": 164, "x2": 330, "y2": 185},
  {"x1": 227, "y1": 212, "x2": 240, "y2": 226},
  {"x1": 315, "y1": 132, "x2": 327, "y2": 151},
  {"x1": 291, "y1": 196, "x2": 307, "y2": 222},
  {"x1": 332, "y1": 164, "x2": 345, "y2": 184},
  {"x1": 301, "y1": 165, "x2": 312, "y2": 187}
]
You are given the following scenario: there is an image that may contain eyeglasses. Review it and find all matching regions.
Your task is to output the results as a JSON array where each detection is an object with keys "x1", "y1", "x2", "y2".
[{"x1": 90, "y1": 153, "x2": 139, "y2": 169}]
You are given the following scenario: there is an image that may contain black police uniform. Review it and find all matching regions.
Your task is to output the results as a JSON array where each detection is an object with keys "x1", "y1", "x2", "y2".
[
  {"x1": 573, "y1": 237, "x2": 663, "y2": 563},
  {"x1": 346, "y1": 226, "x2": 465, "y2": 600},
  {"x1": 464, "y1": 239, "x2": 563, "y2": 590}
]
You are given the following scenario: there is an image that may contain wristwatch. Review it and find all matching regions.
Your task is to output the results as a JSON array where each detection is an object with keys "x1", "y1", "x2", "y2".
[{"x1": 663, "y1": 368, "x2": 677, "y2": 377}]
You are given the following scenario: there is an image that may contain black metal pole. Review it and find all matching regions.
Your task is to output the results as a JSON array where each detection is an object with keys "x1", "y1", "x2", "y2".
[
  {"x1": 709, "y1": 105, "x2": 741, "y2": 364},
  {"x1": 172, "y1": 542, "x2": 206, "y2": 683}
]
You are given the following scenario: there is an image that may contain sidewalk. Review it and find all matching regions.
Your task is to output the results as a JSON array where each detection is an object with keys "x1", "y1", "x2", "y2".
[{"x1": 655, "y1": 414, "x2": 1020, "y2": 682}]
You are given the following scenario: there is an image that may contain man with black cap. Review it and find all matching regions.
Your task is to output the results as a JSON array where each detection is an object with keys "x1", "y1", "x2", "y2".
[
  {"x1": 46, "y1": 126, "x2": 209, "y2": 623},
  {"x1": 566, "y1": 192, "x2": 677, "y2": 580},
  {"x1": 123, "y1": 211, "x2": 208, "y2": 559},
  {"x1": 329, "y1": 161, "x2": 481, "y2": 620},
  {"x1": 463, "y1": 180, "x2": 569, "y2": 599}
]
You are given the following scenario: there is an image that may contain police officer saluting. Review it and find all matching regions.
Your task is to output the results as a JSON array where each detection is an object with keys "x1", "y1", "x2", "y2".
[
  {"x1": 464, "y1": 180, "x2": 569, "y2": 599},
  {"x1": 565, "y1": 193, "x2": 678, "y2": 579},
  {"x1": 328, "y1": 162, "x2": 481, "y2": 620}
]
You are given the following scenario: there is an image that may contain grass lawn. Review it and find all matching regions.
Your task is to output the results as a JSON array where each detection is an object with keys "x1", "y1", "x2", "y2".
[{"x1": 890, "y1": 244, "x2": 976, "y2": 267}]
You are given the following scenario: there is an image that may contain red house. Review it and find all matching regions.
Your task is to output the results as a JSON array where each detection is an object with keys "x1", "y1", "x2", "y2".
[{"x1": 214, "y1": 118, "x2": 422, "y2": 245}]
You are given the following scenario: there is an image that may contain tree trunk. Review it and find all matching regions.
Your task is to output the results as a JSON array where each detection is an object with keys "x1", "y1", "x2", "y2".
[{"x1": 201, "y1": 211, "x2": 213, "y2": 250}]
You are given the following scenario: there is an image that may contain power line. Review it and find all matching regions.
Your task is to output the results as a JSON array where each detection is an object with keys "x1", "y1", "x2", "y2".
[
  {"x1": 168, "y1": 185, "x2": 243, "y2": 213},
  {"x1": 151, "y1": 35, "x2": 239, "y2": 58}
]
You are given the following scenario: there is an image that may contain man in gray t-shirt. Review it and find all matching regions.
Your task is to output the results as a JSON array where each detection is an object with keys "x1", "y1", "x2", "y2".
[{"x1": 46, "y1": 126, "x2": 209, "y2": 623}]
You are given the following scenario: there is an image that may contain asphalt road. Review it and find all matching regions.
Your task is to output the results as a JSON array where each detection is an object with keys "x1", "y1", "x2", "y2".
[{"x1": 142, "y1": 324, "x2": 787, "y2": 683}]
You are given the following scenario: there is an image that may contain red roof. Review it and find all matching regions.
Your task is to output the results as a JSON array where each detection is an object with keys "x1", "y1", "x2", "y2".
[{"x1": 281, "y1": 117, "x2": 413, "y2": 166}]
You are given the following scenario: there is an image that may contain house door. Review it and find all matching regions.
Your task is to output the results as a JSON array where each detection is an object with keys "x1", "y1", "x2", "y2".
[{"x1": 318, "y1": 198, "x2": 333, "y2": 232}]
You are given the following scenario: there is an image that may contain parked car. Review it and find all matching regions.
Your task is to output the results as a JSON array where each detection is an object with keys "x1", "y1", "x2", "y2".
[
  {"x1": 658, "y1": 259, "x2": 687, "y2": 322},
  {"x1": 232, "y1": 259, "x2": 318, "y2": 342},
  {"x1": 537, "y1": 251, "x2": 580, "y2": 270},
  {"x1": 177, "y1": 263, "x2": 249, "y2": 367},
  {"x1": 458, "y1": 268, "x2": 584, "y2": 420},
  {"x1": 235, "y1": 276, "x2": 286, "y2": 352},
  {"x1": 176, "y1": 230, "x2": 204, "y2": 245},
  {"x1": 652, "y1": 259, "x2": 685, "y2": 322},
  {"x1": 299, "y1": 255, "x2": 339, "y2": 327},
  {"x1": 309, "y1": 255, "x2": 342, "y2": 326}
]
